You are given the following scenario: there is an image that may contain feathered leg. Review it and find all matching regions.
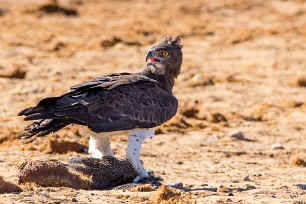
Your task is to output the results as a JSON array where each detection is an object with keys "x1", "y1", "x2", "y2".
[
  {"x1": 126, "y1": 128, "x2": 155, "y2": 182},
  {"x1": 89, "y1": 136, "x2": 114, "y2": 158}
]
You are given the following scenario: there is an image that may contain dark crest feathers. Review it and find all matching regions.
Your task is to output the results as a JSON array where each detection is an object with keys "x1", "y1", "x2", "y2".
[{"x1": 158, "y1": 36, "x2": 183, "y2": 49}]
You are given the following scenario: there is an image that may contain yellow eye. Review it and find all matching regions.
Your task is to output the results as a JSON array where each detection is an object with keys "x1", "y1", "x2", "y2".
[{"x1": 162, "y1": 51, "x2": 169, "y2": 57}]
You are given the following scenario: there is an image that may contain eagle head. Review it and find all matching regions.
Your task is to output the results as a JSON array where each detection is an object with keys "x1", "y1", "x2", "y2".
[{"x1": 146, "y1": 36, "x2": 183, "y2": 78}]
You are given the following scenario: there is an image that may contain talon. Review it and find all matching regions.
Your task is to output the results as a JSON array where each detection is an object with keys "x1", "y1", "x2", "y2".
[
  {"x1": 133, "y1": 176, "x2": 142, "y2": 183},
  {"x1": 132, "y1": 169, "x2": 150, "y2": 183},
  {"x1": 89, "y1": 136, "x2": 114, "y2": 158}
]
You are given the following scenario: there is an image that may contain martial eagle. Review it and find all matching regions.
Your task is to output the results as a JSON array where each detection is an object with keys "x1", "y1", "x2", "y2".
[{"x1": 18, "y1": 36, "x2": 183, "y2": 182}]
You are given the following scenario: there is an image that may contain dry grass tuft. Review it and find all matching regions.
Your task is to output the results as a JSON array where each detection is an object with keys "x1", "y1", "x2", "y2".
[{"x1": 151, "y1": 185, "x2": 194, "y2": 204}]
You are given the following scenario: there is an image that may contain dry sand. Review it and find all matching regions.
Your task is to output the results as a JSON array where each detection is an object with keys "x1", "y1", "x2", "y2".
[{"x1": 0, "y1": 0, "x2": 305, "y2": 203}]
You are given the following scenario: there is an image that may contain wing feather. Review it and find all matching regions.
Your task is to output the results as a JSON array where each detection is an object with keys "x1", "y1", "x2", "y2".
[{"x1": 50, "y1": 74, "x2": 177, "y2": 132}]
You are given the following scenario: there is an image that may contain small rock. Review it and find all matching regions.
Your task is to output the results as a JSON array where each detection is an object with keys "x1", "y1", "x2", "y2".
[
  {"x1": 272, "y1": 143, "x2": 284, "y2": 150},
  {"x1": 229, "y1": 130, "x2": 244, "y2": 140},
  {"x1": 0, "y1": 67, "x2": 27, "y2": 79},
  {"x1": 53, "y1": 42, "x2": 66, "y2": 51},
  {"x1": 168, "y1": 182, "x2": 184, "y2": 189},
  {"x1": 294, "y1": 184, "x2": 306, "y2": 190},
  {"x1": 39, "y1": 190, "x2": 48, "y2": 196},
  {"x1": 291, "y1": 157, "x2": 306, "y2": 167},
  {"x1": 291, "y1": 77, "x2": 306, "y2": 87},
  {"x1": 39, "y1": 4, "x2": 78, "y2": 16},
  {"x1": 71, "y1": 198, "x2": 78, "y2": 202},
  {"x1": 210, "y1": 112, "x2": 227, "y2": 123},
  {"x1": 228, "y1": 192, "x2": 234, "y2": 196},
  {"x1": 206, "y1": 134, "x2": 218, "y2": 143},
  {"x1": 0, "y1": 175, "x2": 23, "y2": 194},
  {"x1": 0, "y1": 8, "x2": 7, "y2": 16},
  {"x1": 243, "y1": 174, "x2": 250, "y2": 181},
  {"x1": 101, "y1": 37, "x2": 121, "y2": 47},
  {"x1": 192, "y1": 73, "x2": 203, "y2": 80},
  {"x1": 245, "y1": 184, "x2": 256, "y2": 190}
]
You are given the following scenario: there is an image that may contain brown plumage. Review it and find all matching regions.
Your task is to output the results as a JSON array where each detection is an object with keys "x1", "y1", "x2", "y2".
[
  {"x1": 18, "y1": 36, "x2": 183, "y2": 180},
  {"x1": 18, "y1": 36, "x2": 183, "y2": 142}
]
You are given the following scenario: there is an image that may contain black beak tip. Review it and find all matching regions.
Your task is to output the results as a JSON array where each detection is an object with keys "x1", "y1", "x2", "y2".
[{"x1": 146, "y1": 50, "x2": 154, "y2": 62}]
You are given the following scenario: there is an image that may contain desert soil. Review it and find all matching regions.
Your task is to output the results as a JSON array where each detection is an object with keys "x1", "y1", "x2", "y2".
[{"x1": 0, "y1": 0, "x2": 305, "y2": 203}]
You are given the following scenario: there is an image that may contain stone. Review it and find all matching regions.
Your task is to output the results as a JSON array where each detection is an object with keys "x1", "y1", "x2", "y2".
[
  {"x1": 272, "y1": 143, "x2": 284, "y2": 150},
  {"x1": 229, "y1": 130, "x2": 244, "y2": 140},
  {"x1": 243, "y1": 174, "x2": 250, "y2": 181}
]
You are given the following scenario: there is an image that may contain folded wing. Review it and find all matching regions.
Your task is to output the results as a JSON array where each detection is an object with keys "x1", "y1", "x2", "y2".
[{"x1": 19, "y1": 73, "x2": 178, "y2": 134}]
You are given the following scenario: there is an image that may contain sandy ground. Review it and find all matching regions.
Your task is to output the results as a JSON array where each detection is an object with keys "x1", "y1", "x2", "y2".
[{"x1": 0, "y1": 0, "x2": 306, "y2": 203}]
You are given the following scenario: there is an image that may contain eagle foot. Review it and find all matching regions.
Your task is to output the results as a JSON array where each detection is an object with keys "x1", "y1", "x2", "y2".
[{"x1": 133, "y1": 171, "x2": 163, "y2": 186}]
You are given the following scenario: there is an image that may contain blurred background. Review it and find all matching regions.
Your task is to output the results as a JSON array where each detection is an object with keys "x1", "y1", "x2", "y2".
[{"x1": 0, "y1": 0, "x2": 305, "y2": 203}]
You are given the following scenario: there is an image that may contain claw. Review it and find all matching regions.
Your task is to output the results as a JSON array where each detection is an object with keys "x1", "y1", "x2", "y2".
[
  {"x1": 132, "y1": 173, "x2": 163, "y2": 188},
  {"x1": 133, "y1": 176, "x2": 142, "y2": 183}
]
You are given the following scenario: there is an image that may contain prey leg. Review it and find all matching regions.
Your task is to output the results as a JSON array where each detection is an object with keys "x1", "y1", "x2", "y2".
[
  {"x1": 126, "y1": 128, "x2": 155, "y2": 182},
  {"x1": 88, "y1": 136, "x2": 114, "y2": 159}
]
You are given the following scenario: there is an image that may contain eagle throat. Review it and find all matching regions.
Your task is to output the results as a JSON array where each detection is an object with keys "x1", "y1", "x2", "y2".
[{"x1": 137, "y1": 64, "x2": 176, "y2": 93}]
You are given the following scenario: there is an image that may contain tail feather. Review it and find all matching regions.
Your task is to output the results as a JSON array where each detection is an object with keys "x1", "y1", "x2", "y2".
[
  {"x1": 23, "y1": 113, "x2": 64, "y2": 121},
  {"x1": 18, "y1": 106, "x2": 52, "y2": 117},
  {"x1": 19, "y1": 96, "x2": 74, "y2": 143},
  {"x1": 21, "y1": 119, "x2": 71, "y2": 144},
  {"x1": 18, "y1": 96, "x2": 61, "y2": 117},
  {"x1": 18, "y1": 107, "x2": 35, "y2": 116}
]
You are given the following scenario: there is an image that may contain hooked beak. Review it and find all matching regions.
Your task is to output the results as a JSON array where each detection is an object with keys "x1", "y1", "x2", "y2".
[
  {"x1": 146, "y1": 50, "x2": 154, "y2": 62},
  {"x1": 146, "y1": 50, "x2": 159, "y2": 63}
]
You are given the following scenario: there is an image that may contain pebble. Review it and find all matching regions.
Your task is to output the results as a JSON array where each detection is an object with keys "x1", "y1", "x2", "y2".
[
  {"x1": 71, "y1": 198, "x2": 78, "y2": 202},
  {"x1": 243, "y1": 174, "x2": 250, "y2": 181},
  {"x1": 168, "y1": 182, "x2": 184, "y2": 189},
  {"x1": 272, "y1": 143, "x2": 284, "y2": 150},
  {"x1": 192, "y1": 73, "x2": 203, "y2": 80},
  {"x1": 294, "y1": 184, "x2": 306, "y2": 190},
  {"x1": 230, "y1": 179, "x2": 239, "y2": 183},
  {"x1": 229, "y1": 130, "x2": 244, "y2": 140},
  {"x1": 206, "y1": 134, "x2": 218, "y2": 143},
  {"x1": 228, "y1": 192, "x2": 234, "y2": 196},
  {"x1": 245, "y1": 184, "x2": 256, "y2": 190},
  {"x1": 39, "y1": 190, "x2": 48, "y2": 196}
]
